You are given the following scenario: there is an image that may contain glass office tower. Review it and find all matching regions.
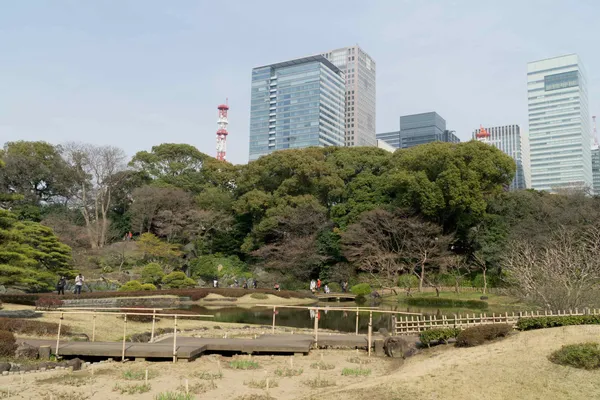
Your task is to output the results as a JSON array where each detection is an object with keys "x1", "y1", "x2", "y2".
[
  {"x1": 375, "y1": 130, "x2": 401, "y2": 148},
  {"x1": 527, "y1": 54, "x2": 592, "y2": 192},
  {"x1": 249, "y1": 55, "x2": 345, "y2": 161},
  {"x1": 399, "y1": 112, "x2": 457, "y2": 148}
]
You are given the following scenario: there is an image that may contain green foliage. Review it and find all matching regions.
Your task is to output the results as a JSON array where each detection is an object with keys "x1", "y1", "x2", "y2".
[
  {"x1": 119, "y1": 280, "x2": 143, "y2": 292},
  {"x1": 341, "y1": 367, "x2": 371, "y2": 376},
  {"x1": 141, "y1": 262, "x2": 165, "y2": 285},
  {"x1": 0, "y1": 330, "x2": 17, "y2": 357},
  {"x1": 310, "y1": 361, "x2": 335, "y2": 370},
  {"x1": 113, "y1": 383, "x2": 151, "y2": 395},
  {"x1": 188, "y1": 254, "x2": 249, "y2": 282},
  {"x1": 350, "y1": 283, "x2": 372, "y2": 296},
  {"x1": 137, "y1": 233, "x2": 182, "y2": 262},
  {"x1": 161, "y1": 271, "x2": 196, "y2": 289},
  {"x1": 140, "y1": 283, "x2": 157, "y2": 291},
  {"x1": 516, "y1": 315, "x2": 600, "y2": 331},
  {"x1": 419, "y1": 328, "x2": 461, "y2": 347},
  {"x1": 405, "y1": 297, "x2": 488, "y2": 309},
  {"x1": 250, "y1": 293, "x2": 268, "y2": 300},
  {"x1": 274, "y1": 367, "x2": 303, "y2": 377},
  {"x1": 122, "y1": 369, "x2": 158, "y2": 380},
  {"x1": 229, "y1": 360, "x2": 259, "y2": 370},
  {"x1": 455, "y1": 324, "x2": 512, "y2": 347},
  {"x1": 398, "y1": 274, "x2": 419, "y2": 288},
  {"x1": 154, "y1": 392, "x2": 195, "y2": 400},
  {"x1": 549, "y1": 343, "x2": 600, "y2": 370}
]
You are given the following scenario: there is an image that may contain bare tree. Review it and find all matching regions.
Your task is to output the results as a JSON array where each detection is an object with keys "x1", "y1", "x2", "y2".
[
  {"x1": 63, "y1": 143, "x2": 127, "y2": 249},
  {"x1": 503, "y1": 224, "x2": 600, "y2": 310}
]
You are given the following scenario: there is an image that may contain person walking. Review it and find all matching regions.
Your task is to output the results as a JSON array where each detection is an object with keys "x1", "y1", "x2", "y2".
[
  {"x1": 213, "y1": 277, "x2": 218, "y2": 288},
  {"x1": 310, "y1": 279, "x2": 316, "y2": 294},
  {"x1": 253, "y1": 280, "x2": 258, "y2": 289},
  {"x1": 317, "y1": 278, "x2": 321, "y2": 293},
  {"x1": 56, "y1": 276, "x2": 66, "y2": 295},
  {"x1": 74, "y1": 273, "x2": 84, "y2": 295}
]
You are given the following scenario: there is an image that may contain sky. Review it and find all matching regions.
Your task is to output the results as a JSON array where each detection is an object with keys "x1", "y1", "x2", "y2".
[{"x1": 1, "y1": 0, "x2": 599, "y2": 165}]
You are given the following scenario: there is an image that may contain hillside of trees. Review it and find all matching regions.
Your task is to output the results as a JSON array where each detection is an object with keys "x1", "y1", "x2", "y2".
[{"x1": 2, "y1": 140, "x2": 600, "y2": 308}]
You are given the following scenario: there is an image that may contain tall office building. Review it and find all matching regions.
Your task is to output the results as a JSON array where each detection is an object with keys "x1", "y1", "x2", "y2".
[
  {"x1": 527, "y1": 54, "x2": 592, "y2": 192},
  {"x1": 592, "y1": 146, "x2": 600, "y2": 194},
  {"x1": 375, "y1": 130, "x2": 401, "y2": 148},
  {"x1": 473, "y1": 125, "x2": 527, "y2": 190},
  {"x1": 322, "y1": 45, "x2": 376, "y2": 147},
  {"x1": 249, "y1": 55, "x2": 345, "y2": 161},
  {"x1": 398, "y1": 112, "x2": 459, "y2": 149}
]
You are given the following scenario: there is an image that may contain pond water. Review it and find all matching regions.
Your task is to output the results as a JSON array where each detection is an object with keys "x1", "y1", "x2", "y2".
[{"x1": 175, "y1": 300, "x2": 517, "y2": 334}]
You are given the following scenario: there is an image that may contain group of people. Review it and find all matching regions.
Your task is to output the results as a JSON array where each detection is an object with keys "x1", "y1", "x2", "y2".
[
  {"x1": 310, "y1": 279, "x2": 349, "y2": 294},
  {"x1": 56, "y1": 273, "x2": 85, "y2": 295}
]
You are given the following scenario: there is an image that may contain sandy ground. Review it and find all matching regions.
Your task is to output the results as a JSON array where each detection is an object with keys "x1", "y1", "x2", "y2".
[{"x1": 2, "y1": 326, "x2": 600, "y2": 399}]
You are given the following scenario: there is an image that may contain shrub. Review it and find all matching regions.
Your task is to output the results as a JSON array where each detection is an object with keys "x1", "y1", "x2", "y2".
[
  {"x1": 140, "y1": 283, "x2": 157, "y2": 291},
  {"x1": 303, "y1": 376, "x2": 336, "y2": 388},
  {"x1": 455, "y1": 324, "x2": 512, "y2": 347},
  {"x1": 155, "y1": 392, "x2": 194, "y2": 400},
  {"x1": 327, "y1": 282, "x2": 341, "y2": 292},
  {"x1": 310, "y1": 361, "x2": 335, "y2": 370},
  {"x1": 162, "y1": 272, "x2": 196, "y2": 289},
  {"x1": 350, "y1": 283, "x2": 372, "y2": 296},
  {"x1": 549, "y1": 342, "x2": 600, "y2": 370},
  {"x1": 405, "y1": 297, "x2": 488, "y2": 309},
  {"x1": 35, "y1": 297, "x2": 63, "y2": 310},
  {"x1": 229, "y1": 360, "x2": 259, "y2": 370},
  {"x1": 398, "y1": 274, "x2": 419, "y2": 288},
  {"x1": 341, "y1": 367, "x2": 371, "y2": 376},
  {"x1": 113, "y1": 383, "x2": 151, "y2": 394},
  {"x1": 516, "y1": 315, "x2": 600, "y2": 331},
  {"x1": 274, "y1": 367, "x2": 303, "y2": 377},
  {"x1": 118, "y1": 280, "x2": 143, "y2": 292},
  {"x1": 419, "y1": 328, "x2": 461, "y2": 347},
  {"x1": 122, "y1": 310, "x2": 155, "y2": 323},
  {"x1": 0, "y1": 317, "x2": 69, "y2": 335},
  {"x1": 141, "y1": 263, "x2": 165, "y2": 285},
  {"x1": 0, "y1": 330, "x2": 17, "y2": 357}
]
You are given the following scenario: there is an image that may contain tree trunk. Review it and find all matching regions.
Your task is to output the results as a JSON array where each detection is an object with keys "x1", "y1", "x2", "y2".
[
  {"x1": 482, "y1": 266, "x2": 488, "y2": 294},
  {"x1": 418, "y1": 265, "x2": 425, "y2": 293}
]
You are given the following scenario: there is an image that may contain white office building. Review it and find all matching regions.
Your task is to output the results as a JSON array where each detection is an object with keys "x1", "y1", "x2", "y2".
[
  {"x1": 473, "y1": 125, "x2": 527, "y2": 190},
  {"x1": 527, "y1": 54, "x2": 592, "y2": 192}
]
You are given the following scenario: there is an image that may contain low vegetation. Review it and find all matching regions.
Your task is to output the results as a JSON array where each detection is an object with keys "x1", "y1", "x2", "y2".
[
  {"x1": 177, "y1": 380, "x2": 217, "y2": 394},
  {"x1": 244, "y1": 378, "x2": 279, "y2": 389},
  {"x1": 0, "y1": 317, "x2": 70, "y2": 335},
  {"x1": 405, "y1": 297, "x2": 488, "y2": 309},
  {"x1": 113, "y1": 383, "x2": 152, "y2": 394},
  {"x1": 303, "y1": 375, "x2": 337, "y2": 388},
  {"x1": 516, "y1": 315, "x2": 600, "y2": 331},
  {"x1": 419, "y1": 328, "x2": 462, "y2": 347},
  {"x1": 274, "y1": 367, "x2": 303, "y2": 377},
  {"x1": 194, "y1": 371, "x2": 223, "y2": 380},
  {"x1": 155, "y1": 391, "x2": 194, "y2": 400},
  {"x1": 350, "y1": 283, "x2": 372, "y2": 296},
  {"x1": 228, "y1": 360, "x2": 260, "y2": 370},
  {"x1": 0, "y1": 330, "x2": 17, "y2": 357},
  {"x1": 455, "y1": 324, "x2": 512, "y2": 347},
  {"x1": 549, "y1": 342, "x2": 600, "y2": 370},
  {"x1": 342, "y1": 367, "x2": 371, "y2": 376},
  {"x1": 121, "y1": 368, "x2": 158, "y2": 380},
  {"x1": 310, "y1": 361, "x2": 335, "y2": 370},
  {"x1": 346, "y1": 356, "x2": 371, "y2": 365},
  {"x1": 250, "y1": 293, "x2": 268, "y2": 300}
]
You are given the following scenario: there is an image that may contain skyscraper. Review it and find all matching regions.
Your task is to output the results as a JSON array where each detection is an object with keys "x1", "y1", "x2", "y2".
[
  {"x1": 527, "y1": 54, "x2": 592, "y2": 192},
  {"x1": 375, "y1": 130, "x2": 401, "y2": 148},
  {"x1": 473, "y1": 125, "x2": 527, "y2": 190},
  {"x1": 249, "y1": 55, "x2": 345, "y2": 161},
  {"x1": 592, "y1": 146, "x2": 600, "y2": 194},
  {"x1": 322, "y1": 45, "x2": 376, "y2": 147},
  {"x1": 398, "y1": 112, "x2": 459, "y2": 148}
]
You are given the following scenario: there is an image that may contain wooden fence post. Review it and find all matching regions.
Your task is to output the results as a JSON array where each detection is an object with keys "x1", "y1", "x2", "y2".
[
  {"x1": 272, "y1": 306, "x2": 276, "y2": 334},
  {"x1": 173, "y1": 315, "x2": 178, "y2": 363},
  {"x1": 150, "y1": 309, "x2": 156, "y2": 342},
  {"x1": 314, "y1": 309, "x2": 319, "y2": 349},
  {"x1": 55, "y1": 312, "x2": 64, "y2": 358},
  {"x1": 355, "y1": 308, "x2": 359, "y2": 335},
  {"x1": 92, "y1": 310, "x2": 97, "y2": 342},
  {"x1": 367, "y1": 311, "x2": 373, "y2": 357},
  {"x1": 121, "y1": 314, "x2": 128, "y2": 362}
]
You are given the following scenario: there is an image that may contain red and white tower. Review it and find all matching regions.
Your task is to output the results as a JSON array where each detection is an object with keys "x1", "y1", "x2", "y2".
[{"x1": 216, "y1": 101, "x2": 229, "y2": 161}]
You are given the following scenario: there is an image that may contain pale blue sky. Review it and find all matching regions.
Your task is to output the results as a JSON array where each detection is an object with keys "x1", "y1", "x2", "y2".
[{"x1": 1, "y1": 0, "x2": 598, "y2": 164}]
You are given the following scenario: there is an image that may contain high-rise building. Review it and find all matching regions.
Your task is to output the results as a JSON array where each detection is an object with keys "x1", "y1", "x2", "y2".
[
  {"x1": 322, "y1": 45, "x2": 376, "y2": 147},
  {"x1": 398, "y1": 112, "x2": 459, "y2": 148},
  {"x1": 473, "y1": 125, "x2": 527, "y2": 190},
  {"x1": 375, "y1": 130, "x2": 401, "y2": 148},
  {"x1": 249, "y1": 55, "x2": 345, "y2": 161},
  {"x1": 527, "y1": 54, "x2": 592, "y2": 192},
  {"x1": 376, "y1": 139, "x2": 396, "y2": 153},
  {"x1": 592, "y1": 146, "x2": 600, "y2": 194}
]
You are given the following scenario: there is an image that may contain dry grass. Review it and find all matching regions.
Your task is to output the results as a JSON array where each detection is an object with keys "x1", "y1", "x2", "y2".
[{"x1": 244, "y1": 377, "x2": 279, "y2": 389}]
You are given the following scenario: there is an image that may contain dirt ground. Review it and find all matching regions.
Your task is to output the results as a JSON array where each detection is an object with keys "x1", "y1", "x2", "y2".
[{"x1": 1, "y1": 325, "x2": 600, "y2": 399}]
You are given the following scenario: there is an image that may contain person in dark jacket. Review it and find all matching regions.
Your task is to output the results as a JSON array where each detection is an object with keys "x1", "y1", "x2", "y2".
[{"x1": 56, "y1": 276, "x2": 66, "y2": 295}]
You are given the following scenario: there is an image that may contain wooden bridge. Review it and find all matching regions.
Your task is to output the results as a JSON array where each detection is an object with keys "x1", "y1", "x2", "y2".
[{"x1": 315, "y1": 292, "x2": 356, "y2": 301}]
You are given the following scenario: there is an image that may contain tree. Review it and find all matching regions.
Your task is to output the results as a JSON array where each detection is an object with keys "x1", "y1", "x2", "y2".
[
  {"x1": 140, "y1": 262, "x2": 165, "y2": 285},
  {"x1": 129, "y1": 185, "x2": 194, "y2": 234},
  {"x1": 136, "y1": 233, "x2": 182, "y2": 268},
  {"x1": 503, "y1": 225, "x2": 600, "y2": 309},
  {"x1": 161, "y1": 271, "x2": 196, "y2": 289},
  {"x1": 341, "y1": 209, "x2": 451, "y2": 291},
  {"x1": 63, "y1": 143, "x2": 127, "y2": 248}
]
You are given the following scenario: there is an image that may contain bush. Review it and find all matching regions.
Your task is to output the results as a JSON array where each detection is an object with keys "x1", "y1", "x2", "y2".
[
  {"x1": 516, "y1": 315, "x2": 600, "y2": 331},
  {"x1": 35, "y1": 297, "x2": 63, "y2": 310},
  {"x1": 250, "y1": 293, "x2": 268, "y2": 300},
  {"x1": 327, "y1": 282, "x2": 341, "y2": 292},
  {"x1": 549, "y1": 343, "x2": 600, "y2": 370},
  {"x1": 398, "y1": 274, "x2": 419, "y2": 288},
  {"x1": 140, "y1": 283, "x2": 157, "y2": 291},
  {"x1": 119, "y1": 280, "x2": 143, "y2": 292},
  {"x1": 350, "y1": 283, "x2": 372, "y2": 296},
  {"x1": 0, "y1": 317, "x2": 69, "y2": 335},
  {"x1": 141, "y1": 263, "x2": 165, "y2": 285},
  {"x1": 162, "y1": 272, "x2": 196, "y2": 289},
  {"x1": 419, "y1": 328, "x2": 461, "y2": 347},
  {"x1": 455, "y1": 324, "x2": 512, "y2": 347},
  {"x1": 0, "y1": 330, "x2": 17, "y2": 357},
  {"x1": 405, "y1": 297, "x2": 488, "y2": 310}
]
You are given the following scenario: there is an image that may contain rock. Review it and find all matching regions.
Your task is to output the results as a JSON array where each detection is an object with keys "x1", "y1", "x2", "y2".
[
  {"x1": 383, "y1": 336, "x2": 414, "y2": 359},
  {"x1": 38, "y1": 345, "x2": 51, "y2": 360},
  {"x1": 0, "y1": 363, "x2": 10, "y2": 373},
  {"x1": 15, "y1": 343, "x2": 39, "y2": 360},
  {"x1": 66, "y1": 358, "x2": 83, "y2": 371},
  {"x1": 38, "y1": 362, "x2": 57, "y2": 370}
]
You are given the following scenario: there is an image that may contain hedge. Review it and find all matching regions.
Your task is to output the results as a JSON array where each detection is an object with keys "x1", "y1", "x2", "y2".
[
  {"x1": 516, "y1": 315, "x2": 600, "y2": 331},
  {"x1": 455, "y1": 324, "x2": 512, "y2": 347},
  {"x1": 350, "y1": 283, "x2": 372, "y2": 296},
  {"x1": 0, "y1": 288, "x2": 311, "y2": 305},
  {"x1": 0, "y1": 330, "x2": 17, "y2": 357},
  {"x1": 419, "y1": 328, "x2": 461, "y2": 347},
  {"x1": 405, "y1": 297, "x2": 488, "y2": 310},
  {"x1": 549, "y1": 342, "x2": 600, "y2": 370},
  {"x1": 0, "y1": 317, "x2": 71, "y2": 336}
]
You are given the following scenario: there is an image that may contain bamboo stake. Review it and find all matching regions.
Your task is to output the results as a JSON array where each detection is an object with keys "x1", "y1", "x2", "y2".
[
  {"x1": 355, "y1": 308, "x2": 359, "y2": 335},
  {"x1": 150, "y1": 309, "x2": 156, "y2": 342},
  {"x1": 122, "y1": 314, "x2": 128, "y2": 362},
  {"x1": 368, "y1": 311, "x2": 373, "y2": 357},
  {"x1": 55, "y1": 312, "x2": 64, "y2": 358},
  {"x1": 173, "y1": 315, "x2": 178, "y2": 363},
  {"x1": 314, "y1": 309, "x2": 319, "y2": 349},
  {"x1": 272, "y1": 306, "x2": 276, "y2": 334},
  {"x1": 91, "y1": 310, "x2": 97, "y2": 342}
]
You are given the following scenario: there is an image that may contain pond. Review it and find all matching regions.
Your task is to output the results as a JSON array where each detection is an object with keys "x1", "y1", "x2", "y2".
[{"x1": 175, "y1": 300, "x2": 519, "y2": 334}]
